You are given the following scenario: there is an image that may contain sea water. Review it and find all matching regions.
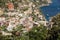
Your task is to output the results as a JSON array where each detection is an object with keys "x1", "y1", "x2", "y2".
[{"x1": 40, "y1": 0, "x2": 60, "y2": 21}]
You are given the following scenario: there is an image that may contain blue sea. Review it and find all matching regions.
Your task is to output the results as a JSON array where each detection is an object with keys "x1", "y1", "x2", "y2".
[{"x1": 40, "y1": 0, "x2": 60, "y2": 21}]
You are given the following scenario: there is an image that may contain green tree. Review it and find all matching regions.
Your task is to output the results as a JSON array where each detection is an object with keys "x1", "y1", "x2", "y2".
[
  {"x1": 46, "y1": 14, "x2": 60, "y2": 40},
  {"x1": 51, "y1": 14, "x2": 60, "y2": 27},
  {"x1": 28, "y1": 25, "x2": 48, "y2": 40}
]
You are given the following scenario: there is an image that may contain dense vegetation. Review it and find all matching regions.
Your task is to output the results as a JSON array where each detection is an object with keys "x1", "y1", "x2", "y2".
[
  {"x1": 47, "y1": 14, "x2": 60, "y2": 40},
  {"x1": 0, "y1": 14, "x2": 60, "y2": 40},
  {"x1": 0, "y1": 0, "x2": 60, "y2": 40}
]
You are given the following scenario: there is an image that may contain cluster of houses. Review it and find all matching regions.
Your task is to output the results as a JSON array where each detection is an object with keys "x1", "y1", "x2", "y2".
[{"x1": 0, "y1": 0, "x2": 49, "y2": 35}]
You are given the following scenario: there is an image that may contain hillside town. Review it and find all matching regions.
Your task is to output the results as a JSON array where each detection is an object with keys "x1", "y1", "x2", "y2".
[
  {"x1": 0, "y1": 0, "x2": 50, "y2": 34},
  {"x1": 1, "y1": 0, "x2": 59, "y2": 40}
]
